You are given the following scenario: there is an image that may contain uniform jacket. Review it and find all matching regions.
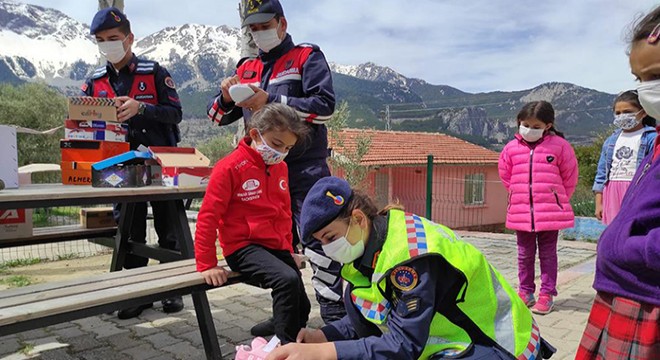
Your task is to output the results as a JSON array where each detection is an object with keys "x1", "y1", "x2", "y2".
[
  {"x1": 498, "y1": 133, "x2": 578, "y2": 232},
  {"x1": 592, "y1": 126, "x2": 656, "y2": 192},
  {"x1": 594, "y1": 150, "x2": 660, "y2": 306},
  {"x1": 82, "y1": 54, "x2": 182, "y2": 149},
  {"x1": 321, "y1": 214, "x2": 550, "y2": 360},
  {"x1": 194, "y1": 137, "x2": 293, "y2": 272},
  {"x1": 207, "y1": 34, "x2": 335, "y2": 174}
]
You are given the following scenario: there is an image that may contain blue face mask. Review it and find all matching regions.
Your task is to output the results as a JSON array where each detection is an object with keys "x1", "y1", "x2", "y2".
[{"x1": 256, "y1": 131, "x2": 288, "y2": 165}]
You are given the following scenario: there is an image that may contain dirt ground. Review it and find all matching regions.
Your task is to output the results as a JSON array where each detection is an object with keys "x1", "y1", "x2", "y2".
[{"x1": 0, "y1": 254, "x2": 114, "y2": 290}]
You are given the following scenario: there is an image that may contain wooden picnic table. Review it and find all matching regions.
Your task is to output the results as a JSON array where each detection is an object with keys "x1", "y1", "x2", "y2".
[{"x1": 0, "y1": 184, "x2": 224, "y2": 359}]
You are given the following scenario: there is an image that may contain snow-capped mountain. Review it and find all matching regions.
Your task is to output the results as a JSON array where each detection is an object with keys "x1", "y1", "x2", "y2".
[
  {"x1": 134, "y1": 24, "x2": 242, "y2": 92},
  {"x1": 0, "y1": 0, "x2": 99, "y2": 88},
  {"x1": 0, "y1": 0, "x2": 615, "y2": 148}
]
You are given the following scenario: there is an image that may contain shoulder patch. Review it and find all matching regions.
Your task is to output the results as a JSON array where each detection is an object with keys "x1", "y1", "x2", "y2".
[
  {"x1": 91, "y1": 66, "x2": 108, "y2": 80},
  {"x1": 391, "y1": 266, "x2": 419, "y2": 292},
  {"x1": 297, "y1": 43, "x2": 320, "y2": 51},
  {"x1": 396, "y1": 297, "x2": 420, "y2": 317},
  {"x1": 135, "y1": 62, "x2": 156, "y2": 74},
  {"x1": 80, "y1": 83, "x2": 88, "y2": 93},
  {"x1": 164, "y1": 76, "x2": 176, "y2": 89}
]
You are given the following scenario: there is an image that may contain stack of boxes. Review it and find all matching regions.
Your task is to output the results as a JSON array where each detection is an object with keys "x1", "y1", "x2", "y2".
[{"x1": 61, "y1": 97, "x2": 129, "y2": 185}]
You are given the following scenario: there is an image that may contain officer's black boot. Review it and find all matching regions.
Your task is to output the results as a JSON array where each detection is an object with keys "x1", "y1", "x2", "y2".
[
  {"x1": 250, "y1": 318, "x2": 275, "y2": 337},
  {"x1": 162, "y1": 296, "x2": 184, "y2": 313}
]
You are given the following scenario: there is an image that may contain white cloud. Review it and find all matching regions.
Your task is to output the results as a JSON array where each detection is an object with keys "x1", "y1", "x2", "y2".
[{"x1": 14, "y1": 0, "x2": 660, "y2": 93}]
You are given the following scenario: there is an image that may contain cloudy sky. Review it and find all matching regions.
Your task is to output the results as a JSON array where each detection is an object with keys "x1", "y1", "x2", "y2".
[{"x1": 18, "y1": 0, "x2": 659, "y2": 94}]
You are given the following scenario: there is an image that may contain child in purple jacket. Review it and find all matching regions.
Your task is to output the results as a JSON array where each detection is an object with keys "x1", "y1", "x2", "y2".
[
  {"x1": 577, "y1": 7, "x2": 660, "y2": 359},
  {"x1": 498, "y1": 101, "x2": 578, "y2": 315}
]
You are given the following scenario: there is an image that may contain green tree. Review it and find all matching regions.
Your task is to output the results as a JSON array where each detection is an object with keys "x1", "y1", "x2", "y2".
[
  {"x1": 197, "y1": 133, "x2": 235, "y2": 164},
  {"x1": 327, "y1": 102, "x2": 372, "y2": 189},
  {"x1": 571, "y1": 130, "x2": 610, "y2": 217},
  {"x1": 0, "y1": 83, "x2": 66, "y2": 166}
]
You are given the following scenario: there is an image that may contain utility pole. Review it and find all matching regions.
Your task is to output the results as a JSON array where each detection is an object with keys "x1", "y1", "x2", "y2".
[
  {"x1": 385, "y1": 105, "x2": 391, "y2": 131},
  {"x1": 238, "y1": 0, "x2": 259, "y2": 58}
]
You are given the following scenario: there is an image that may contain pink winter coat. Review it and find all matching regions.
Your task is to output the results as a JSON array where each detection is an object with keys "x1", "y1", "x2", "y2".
[{"x1": 498, "y1": 133, "x2": 578, "y2": 232}]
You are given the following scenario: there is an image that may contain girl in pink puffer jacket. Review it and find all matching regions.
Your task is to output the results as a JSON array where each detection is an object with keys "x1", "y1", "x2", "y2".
[{"x1": 498, "y1": 101, "x2": 578, "y2": 315}]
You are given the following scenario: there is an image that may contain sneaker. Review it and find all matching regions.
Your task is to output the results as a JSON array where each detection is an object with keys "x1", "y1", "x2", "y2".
[
  {"x1": 235, "y1": 337, "x2": 270, "y2": 360},
  {"x1": 531, "y1": 294, "x2": 554, "y2": 315},
  {"x1": 518, "y1": 291, "x2": 536, "y2": 307}
]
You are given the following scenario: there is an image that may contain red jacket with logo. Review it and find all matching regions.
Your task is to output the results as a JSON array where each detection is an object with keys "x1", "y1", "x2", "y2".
[{"x1": 194, "y1": 137, "x2": 293, "y2": 272}]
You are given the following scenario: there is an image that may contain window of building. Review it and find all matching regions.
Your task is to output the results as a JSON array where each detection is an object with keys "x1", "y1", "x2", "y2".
[{"x1": 464, "y1": 173, "x2": 485, "y2": 205}]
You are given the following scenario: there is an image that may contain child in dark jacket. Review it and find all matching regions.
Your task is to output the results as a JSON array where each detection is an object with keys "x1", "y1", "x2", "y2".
[{"x1": 194, "y1": 103, "x2": 311, "y2": 344}]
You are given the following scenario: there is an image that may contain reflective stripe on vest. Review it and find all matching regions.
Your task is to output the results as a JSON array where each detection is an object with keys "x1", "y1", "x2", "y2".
[
  {"x1": 518, "y1": 321, "x2": 540, "y2": 360},
  {"x1": 350, "y1": 293, "x2": 391, "y2": 323},
  {"x1": 406, "y1": 214, "x2": 428, "y2": 256},
  {"x1": 343, "y1": 210, "x2": 537, "y2": 359}
]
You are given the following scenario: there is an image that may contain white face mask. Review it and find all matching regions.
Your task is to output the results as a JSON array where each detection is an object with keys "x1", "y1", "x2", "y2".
[
  {"x1": 251, "y1": 23, "x2": 282, "y2": 53},
  {"x1": 519, "y1": 125, "x2": 545, "y2": 143},
  {"x1": 321, "y1": 223, "x2": 365, "y2": 264},
  {"x1": 637, "y1": 80, "x2": 660, "y2": 120},
  {"x1": 98, "y1": 38, "x2": 129, "y2": 64},
  {"x1": 613, "y1": 112, "x2": 642, "y2": 130}
]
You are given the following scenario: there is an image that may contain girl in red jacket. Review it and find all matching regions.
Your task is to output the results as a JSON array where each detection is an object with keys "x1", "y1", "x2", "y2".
[
  {"x1": 498, "y1": 101, "x2": 578, "y2": 315},
  {"x1": 194, "y1": 103, "x2": 311, "y2": 344}
]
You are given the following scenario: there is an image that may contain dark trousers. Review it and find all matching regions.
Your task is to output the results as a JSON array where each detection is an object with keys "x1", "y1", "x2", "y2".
[
  {"x1": 289, "y1": 163, "x2": 346, "y2": 324},
  {"x1": 225, "y1": 245, "x2": 311, "y2": 344},
  {"x1": 113, "y1": 201, "x2": 181, "y2": 269}
]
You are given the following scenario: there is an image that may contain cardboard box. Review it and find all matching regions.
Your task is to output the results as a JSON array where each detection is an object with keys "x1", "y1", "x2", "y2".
[
  {"x1": 61, "y1": 161, "x2": 93, "y2": 185},
  {"x1": 68, "y1": 97, "x2": 118, "y2": 122},
  {"x1": 92, "y1": 164, "x2": 151, "y2": 188},
  {"x1": 65, "y1": 120, "x2": 127, "y2": 132},
  {"x1": 0, "y1": 125, "x2": 19, "y2": 189},
  {"x1": 60, "y1": 140, "x2": 129, "y2": 163},
  {"x1": 0, "y1": 209, "x2": 33, "y2": 240},
  {"x1": 149, "y1": 147, "x2": 212, "y2": 187},
  {"x1": 65, "y1": 128, "x2": 127, "y2": 142},
  {"x1": 80, "y1": 207, "x2": 115, "y2": 229},
  {"x1": 91, "y1": 151, "x2": 153, "y2": 188}
]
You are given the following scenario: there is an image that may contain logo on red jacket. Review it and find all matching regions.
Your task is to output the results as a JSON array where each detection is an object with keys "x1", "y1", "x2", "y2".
[
  {"x1": 242, "y1": 179, "x2": 261, "y2": 191},
  {"x1": 138, "y1": 81, "x2": 147, "y2": 92},
  {"x1": 285, "y1": 59, "x2": 294, "y2": 70},
  {"x1": 279, "y1": 177, "x2": 287, "y2": 191},
  {"x1": 243, "y1": 70, "x2": 257, "y2": 79}
]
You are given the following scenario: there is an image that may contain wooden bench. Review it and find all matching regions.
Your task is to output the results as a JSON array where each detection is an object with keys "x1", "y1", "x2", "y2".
[
  {"x1": 0, "y1": 255, "x2": 308, "y2": 359},
  {"x1": 0, "y1": 225, "x2": 118, "y2": 249}
]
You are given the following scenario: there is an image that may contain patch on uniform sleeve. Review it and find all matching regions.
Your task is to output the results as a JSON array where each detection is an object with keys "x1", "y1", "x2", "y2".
[
  {"x1": 243, "y1": 70, "x2": 257, "y2": 79},
  {"x1": 164, "y1": 76, "x2": 176, "y2": 89},
  {"x1": 391, "y1": 266, "x2": 418, "y2": 292},
  {"x1": 396, "y1": 297, "x2": 420, "y2": 317},
  {"x1": 80, "y1": 83, "x2": 88, "y2": 93}
]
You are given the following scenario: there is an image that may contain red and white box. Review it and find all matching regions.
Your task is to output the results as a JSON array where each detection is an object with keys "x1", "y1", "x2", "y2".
[
  {"x1": 64, "y1": 120, "x2": 127, "y2": 142},
  {"x1": 0, "y1": 209, "x2": 33, "y2": 240},
  {"x1": 149, "y1": 147, "x2": 212, "y2": 187}
]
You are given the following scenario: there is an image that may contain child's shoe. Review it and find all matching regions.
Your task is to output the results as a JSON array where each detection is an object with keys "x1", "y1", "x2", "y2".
[
  {"x1": 235, "y1": 337, "x2": 270, "y2": 360},
  {"x1": 518, "y1": 291, "x2": 536, "y2": 307},
  {"x1": 531, "y1": 294, "x2": 554, "y2": 315}
]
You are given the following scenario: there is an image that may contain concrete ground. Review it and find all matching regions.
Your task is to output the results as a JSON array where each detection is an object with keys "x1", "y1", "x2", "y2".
[{"x1": 0, "y1": 232, "x2": 597, "y2": 360}]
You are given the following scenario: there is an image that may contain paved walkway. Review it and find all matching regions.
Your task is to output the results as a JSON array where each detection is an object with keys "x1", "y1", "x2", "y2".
[{"x1": 0, "y1": 232, "x2": 597, "y2": 360}]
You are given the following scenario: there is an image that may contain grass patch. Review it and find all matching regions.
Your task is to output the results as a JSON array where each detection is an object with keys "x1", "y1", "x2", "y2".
[
  {"x1": 1, "y1": 275, "x2": 33, "y2": 287},
  {"x1": 0, "y1": 257, "x2": 43, "y2": 268},
  {"x1": 56, "y1": 253, "x2": 79, "y2": 261},
  {"x1": 19, "y1": 343, "x2": 34, "y2": 355}
]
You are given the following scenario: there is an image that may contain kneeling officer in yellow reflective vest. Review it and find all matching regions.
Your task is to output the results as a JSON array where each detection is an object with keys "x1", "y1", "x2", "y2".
[{"x1": 266, "y1": 176, "x2": 556, "y2": 360}]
